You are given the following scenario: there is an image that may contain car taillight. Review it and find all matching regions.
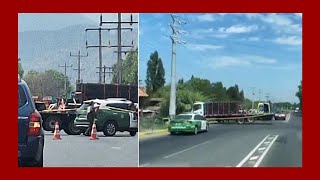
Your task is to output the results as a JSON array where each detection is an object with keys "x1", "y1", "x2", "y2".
[{"x1": 28, "y1": 112, "x2": 41, "y2": 136}]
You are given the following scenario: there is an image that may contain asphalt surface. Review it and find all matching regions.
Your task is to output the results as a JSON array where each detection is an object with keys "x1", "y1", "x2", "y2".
[
  {"x1": 43, "y1": 131, "x2": 138, "y2": 167},
  {"x1": 139, "y1": 112, "x2": 302, "y2": 167}
]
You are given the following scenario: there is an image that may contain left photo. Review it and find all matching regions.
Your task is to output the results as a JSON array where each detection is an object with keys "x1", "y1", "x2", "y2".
[{"x1": 18, "y1": 13, "x2": 139, "y2": 167}]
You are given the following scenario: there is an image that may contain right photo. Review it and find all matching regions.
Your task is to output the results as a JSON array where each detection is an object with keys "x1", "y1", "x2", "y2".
[{"x1": 138, "y1": 13, "x2": 302, "y2": 167}]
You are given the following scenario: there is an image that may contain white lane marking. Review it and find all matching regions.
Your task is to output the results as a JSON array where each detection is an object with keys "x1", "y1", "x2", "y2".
[
  {"x1": 140, "y1": 163, "x2": 150, "y2": 167},
  {"x1": 258, "y1": 147, "x2": 266, "y2": 151},
  {"x1": 163, "y1": 141, "x2": 211, "y2": 159},
  {"x1": 263, "y1": 141, "x2": 271, "y2": 144},
  {"x1": 254, "y1": 135, "x2": 278, "y2": 167},
  {"x1": 236, "y1": 135, "x2": 270, "y2": 167},
  {"x1": 112, "y1": 147, "x2": 121, "y2": 149},
  {"x1": 249, "y1": 156, "x2": 259, "y2": 161}
]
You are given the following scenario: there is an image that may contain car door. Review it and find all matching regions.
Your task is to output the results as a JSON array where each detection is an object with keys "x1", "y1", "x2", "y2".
[{"x1": 18, "y1": 85, "x2": 32, "y2": 145}]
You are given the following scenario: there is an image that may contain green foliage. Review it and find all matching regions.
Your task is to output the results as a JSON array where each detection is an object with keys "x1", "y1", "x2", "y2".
[
  {"x1": 24, "y1": 69, "x2": 71, "y2": 97},
  {"x1": 112, "y1": 49, "x2": 138, "y2": 85},
  {"x1": 145, "y1": 51, "x2": 166, "y2": 93},
  {"x1": 18, "y1": 58, "x2": 24, "y2": 78},
  {"x1": 296, "y1": 80, "x2": 302, "y2": 109}
]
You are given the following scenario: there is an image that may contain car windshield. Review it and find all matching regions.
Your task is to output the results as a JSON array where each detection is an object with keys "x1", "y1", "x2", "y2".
[
  {"x1": 193, "y1": 104, "x2": 202, "y2": 111},
  {"x1": 175, "y1": 115, "x2": 193, "y2": 120}
]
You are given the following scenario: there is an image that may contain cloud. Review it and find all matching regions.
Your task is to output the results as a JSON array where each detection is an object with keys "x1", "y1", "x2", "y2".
[
  {"x1": 271, "y1": 64, "x2": 301, "y2": 70},
  {"x1": 273, "y1": 36, "x2": 302, "y2": 46},
  {"x1": 186, "y1": 43, "x2": 224, "y2": 51},
  {"x1": 248, "y1": 13, "x2": 301, "y2": 35},
  {"x1": 196, "y1": 13, "x2": 216, "y2": 22},
  {"x1": 218, "y1": 25, "x2": 258, "y2": 34},
  {"x1": 248, "y1": 37, "x2": 260, "y2": 41},
  {"x1": 203, "y1": 55, "x2": 277, "y2": 68}
]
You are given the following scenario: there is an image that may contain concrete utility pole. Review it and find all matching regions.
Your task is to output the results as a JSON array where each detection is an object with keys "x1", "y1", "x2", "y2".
[
  {"x1": 99, "y1": 13, "x2": 138, "y2": 84},
  {"x1": 59, "y1": 62, "x2": 72, "y2": 97},
  {"x1": 85, "y1": 14, "x2": 135, "y2": 84},
  {"x1": 96, "y1": 65, "x2": 112, "y2": 84},
  {"x1": 70, "y1": 50, "x2": 88, "y2": 84},
  {"x1": 169, "y1": 14, "x2": 186, "y2": 120}
]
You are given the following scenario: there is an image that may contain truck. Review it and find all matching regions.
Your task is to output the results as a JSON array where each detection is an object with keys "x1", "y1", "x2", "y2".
[
  {"x1": 193, "y1": 101, "x2": 274, "y2": 124},
  {"x1": 37, "y1": 83, "x2": 138, "y2": 134},
  {"x1": 74, "y1": 83, "x2": 138, "y2": 104}
]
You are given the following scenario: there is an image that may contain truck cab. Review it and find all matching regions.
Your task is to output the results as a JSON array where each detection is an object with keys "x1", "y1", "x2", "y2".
[
  {"x1": 257, "y1": 102, "x2": 271, "y2": 114},
  {"x1": 193, "y1": 102, "x2": 205, "y2": 116}
]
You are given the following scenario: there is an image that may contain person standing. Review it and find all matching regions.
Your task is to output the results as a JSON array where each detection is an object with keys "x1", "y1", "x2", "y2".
[{"x1": 84, "y1": 101, "x2": 98, "y2": 136}]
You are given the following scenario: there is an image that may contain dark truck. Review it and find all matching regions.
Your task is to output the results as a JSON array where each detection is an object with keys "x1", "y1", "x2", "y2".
[
  {"x1": 74, "y1": 83, "x2": 138, "y2": 104},
  {"x1": 37, "y1": 83, "x2": 138, "y2": 134},
  {"x1": 193, "y1": 101, "x2": 274, "y2": 124}
]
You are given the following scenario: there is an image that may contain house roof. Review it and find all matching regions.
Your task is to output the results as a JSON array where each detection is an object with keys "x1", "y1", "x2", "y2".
[{"x1": 139, "y1": 88, "x2": 149, "y2": 97}]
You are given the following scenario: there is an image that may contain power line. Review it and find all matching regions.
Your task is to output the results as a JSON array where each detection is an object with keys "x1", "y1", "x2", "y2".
[
  {"x1": 85, "y1": 13, "x2": 136, "y2": 84},
  {"x1": 58, "y1": 62, "x2": 72, "y2": 97},
  {"x1": 70, "y1": 50, "x2": 88, "y2": 84},
  {"x1": 96, "y1": 65, "x2": 112, "y2": 84}
]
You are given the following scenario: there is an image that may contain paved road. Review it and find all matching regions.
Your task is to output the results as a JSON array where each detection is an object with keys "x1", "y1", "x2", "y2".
[
  {"x1": 44, "y1": 131, "x2": 138, "y2": 167},
  {"x1": 139, "y1": 113, "x2": 302, "y2": 167}
]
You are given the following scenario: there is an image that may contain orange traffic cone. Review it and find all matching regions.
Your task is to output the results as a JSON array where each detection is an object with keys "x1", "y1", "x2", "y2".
[
  {"x1": 90, "y1": 121, "x2": 99, "y2": 140},
  {"x1": 53, "y1": 121, "x2": 62, "y2": 140}
]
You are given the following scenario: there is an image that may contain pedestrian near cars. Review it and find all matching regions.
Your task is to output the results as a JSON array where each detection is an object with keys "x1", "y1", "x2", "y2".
[{"x1": 84, "y1": 101, "x2": 99, "y2": 136}]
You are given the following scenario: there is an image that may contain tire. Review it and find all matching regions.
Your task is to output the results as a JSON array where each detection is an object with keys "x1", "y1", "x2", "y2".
[
  {"x1": 33, "y1": 153, "x2": 43, "y2": 167},
  {"x1": 205, "y1": 124, "x2": 209, "y2": 132},
  {"x1": 248, "y1": 118, "x2": 254, "y2": 123},
  {"x1": 64, "y1": 120, "x2": 81, "y2": 135},
  {"x1": 193, "y1": 126, "x2": 198, "y2": 135},
  {"x1": 129, "y1": 131, "x2": 136, "y2": 136},
  {"x1": 170, "y1": 131, "x2": 176, "y2": 135},
  {"x1": 43, "y1": 116, "x2": 60, "y2": 132},
  {"x1": 103, "y1": 121, "x2": 117, "y2": 136},
  {"x1": 238, "y1": 119, "x2": 244, "y2": 124}
]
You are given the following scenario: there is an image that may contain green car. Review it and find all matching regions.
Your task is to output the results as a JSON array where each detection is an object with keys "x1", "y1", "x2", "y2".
[
  {"x1": 74, "y1": 99, "x2": 138, "y2": 136},
  {"x1": 168, "y1": 113, "x2": 209, "y2": 135}
]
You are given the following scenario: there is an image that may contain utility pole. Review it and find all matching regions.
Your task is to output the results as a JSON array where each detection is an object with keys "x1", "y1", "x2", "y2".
[
  {"x1": 99, "y1": 13, "x2": 138, "y2": 85},
  {"x1": 250, "y1": 87, "x2": 256, "y2": 109},
  {"x1": 59, "y1": 62, "x2": 72, "y2": 97},
  {"x1": 169, "y1": 14, "x2": 186, "y2": 120},
  {"x1": 258, "y1": 89, "x2": 262, "y2": 102},
  {"x1": 70, "y1": 50, "x2": 88, "y2": 84},
  {"x1": 265, "y1": 93, "x2": 270, "y2": 102},
  {"x1": 96, "y1": 65, "x2": 112, "y2": 84}
]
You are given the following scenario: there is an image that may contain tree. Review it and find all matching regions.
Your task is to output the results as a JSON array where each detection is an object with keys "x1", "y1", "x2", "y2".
[
  {"x1": 18, "y1": 58, "x2": 24, "y2": 78},
  {"x1": 112, "y1": 49, "x2": 138, "y2": 85},
  {"x1": 145, "y1": 51, "x2": 166, "y2": 93},
  {"x1": 296, "y1": 80, "x2": 302, "y2": 109},
  {"x1": 24, "y1": 69, "x2": 70, "y2": 98}
]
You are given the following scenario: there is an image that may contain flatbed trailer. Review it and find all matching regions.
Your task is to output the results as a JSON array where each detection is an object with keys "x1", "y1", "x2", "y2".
[
  {"x1": 193, "y1": 101, "x2": 275, "y2": 124},
  {"x1": 40, "y1": 108, "x2": 82, "y2": 135}
]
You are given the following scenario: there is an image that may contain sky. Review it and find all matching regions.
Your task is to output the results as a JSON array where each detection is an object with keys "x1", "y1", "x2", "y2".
[{"x1": 139, "y1": 13, "x2": 302, "y2": 103}]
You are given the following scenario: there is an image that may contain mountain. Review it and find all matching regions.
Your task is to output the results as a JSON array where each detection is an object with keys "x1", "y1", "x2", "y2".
[{"x1": 18, "y1": 24, "x2": 138, "y2": 85}]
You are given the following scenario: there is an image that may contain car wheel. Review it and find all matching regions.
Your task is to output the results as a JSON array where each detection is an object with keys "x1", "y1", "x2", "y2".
[
  {"x1": 43, "y1": 116, "x2": 60, "y2": 131},
  {"x1": 129, "y1": 131, "x2": 136, "y2": 136},
  {"x1": 193, "y1": 126, "x2": 198, "y2": 135},
  {"x1": 205, "y1": 124, "x2": 209, "y2": 132},
  {"x1": 170, "y1": 131, "x2": 176, "y2": 135},
  {"x1": 64, "y1": 120, "x2": 81, "y2": 135},
  {"x1": 103, "y1": 121, "x2": 117, "y2": 136}
]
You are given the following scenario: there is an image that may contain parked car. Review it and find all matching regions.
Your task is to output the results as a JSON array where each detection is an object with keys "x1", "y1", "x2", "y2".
[
  {"x1": 74, "y1": 99, "x2": 138, "y2": 136},
  {"x1": 274, "y1": 111, "x2": 286, "y2": 120},
  {"x1": 18, "y1": 75, "x2": 44, "y2": 167},
  {"x1": 168, "y1": 113, "x2": 209, "y2": 135}
]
